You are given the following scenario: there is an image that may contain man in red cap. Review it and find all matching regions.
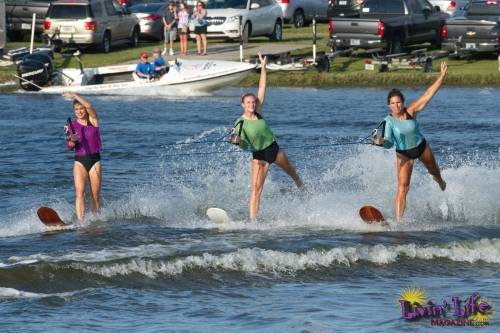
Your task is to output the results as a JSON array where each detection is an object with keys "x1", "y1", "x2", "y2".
[{"x1": 135, "y1": 51, "x2": 154, "y2": 80}]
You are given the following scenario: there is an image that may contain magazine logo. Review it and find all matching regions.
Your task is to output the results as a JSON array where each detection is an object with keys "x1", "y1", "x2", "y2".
[{"x1": 398, "y1": 287, "x2": 493, "y2": 327}]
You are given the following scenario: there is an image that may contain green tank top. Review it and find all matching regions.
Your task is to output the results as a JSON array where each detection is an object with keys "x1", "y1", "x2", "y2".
[{"x1": 234, "y1": 115, "x2": 276, "y2": 151}]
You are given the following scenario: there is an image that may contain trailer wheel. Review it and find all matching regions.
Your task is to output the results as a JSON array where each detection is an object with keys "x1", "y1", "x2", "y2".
[
  {"x1": 379, "y1": 63, "x2": 389, "y2": 72},
  {"x1": 316, "y1": 55, "x2": 330, "y2": 72},
  {"x1": 423, "y1": 58, "x2": 433, "y2": 73}
]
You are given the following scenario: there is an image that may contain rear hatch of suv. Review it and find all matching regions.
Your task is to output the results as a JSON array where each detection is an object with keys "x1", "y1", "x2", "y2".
[{"x1": 44, "y1": 3, "x2": 93, "y2": 39}]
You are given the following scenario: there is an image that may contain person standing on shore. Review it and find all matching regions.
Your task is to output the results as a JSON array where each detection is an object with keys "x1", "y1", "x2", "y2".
[
  {"x1": 192, "y1": 1, "x2": 208, "y2": 55},
  {"x1": 64, "y1": 92, "x2": 102, "y2": 222},
  {"x1": 162, "y1": 1, "x2": 178, "y2": 56},
  {"x1": 231, "y1": 52, "x2": 303, "y2": 222},
  {"x1": 379, "y1": 62, "x2": 448, "y2": 221},
  {"x1": 177, "y1": 2, "x2": 190, "y2": 56}
]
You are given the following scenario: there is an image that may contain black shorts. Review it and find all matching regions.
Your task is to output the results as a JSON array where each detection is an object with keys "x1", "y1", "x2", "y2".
[
  {"x1": 252, "y1": 142, "x2": 279, "y2": 164},
  {"x1": 194, "y1": 25, "x2": 207, "y2": 34},
  {"x1": 396, "y1": 139, "x2": 427, "y2": 160},
  {"x1": 75, "y1": 153, "x2": 101, "y2": 172}
]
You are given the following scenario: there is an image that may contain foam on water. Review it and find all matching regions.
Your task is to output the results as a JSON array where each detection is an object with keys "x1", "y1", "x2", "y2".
[
  {"x1": 55, "y1": 237, "x2": 500, "y2": 278},
  {"x1": 0, "y1": 287, "x2": 88, "y2": 299},
  {"x1": 2, "y1": 237, "x2": 499, "y2": 279},
  {"x1": 0, "y1": 139, "x2": 498, "y2": 238}
]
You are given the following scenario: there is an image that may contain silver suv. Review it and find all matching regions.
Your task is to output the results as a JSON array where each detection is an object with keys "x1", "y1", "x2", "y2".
[
  {"x1": 189, "y1": 0, "x2": 284, "y2": 42},
  {"x1": 43, "y1": 0, "x2": 140, "y2": 52}
]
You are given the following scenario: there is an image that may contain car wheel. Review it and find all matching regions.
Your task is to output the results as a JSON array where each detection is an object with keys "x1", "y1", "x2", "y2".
[
  {"x1": 101, "y1": 31, "x2": 111, "y2": 53},
  {"x1": 316, "y1": 55, "x2": 330, "y2": 72},
  {"x1": 130, "y1": 26, "x2": 139, "y2": 47},
  {"x1": 242, "y1": 22, "x2": 250, "y2": 43},
  {"x1": 293, "y1": 9, "x2": 306, "y2": 28},
  {"x1": 269, "y1": 20, "x2": 282, "y2": 41}
]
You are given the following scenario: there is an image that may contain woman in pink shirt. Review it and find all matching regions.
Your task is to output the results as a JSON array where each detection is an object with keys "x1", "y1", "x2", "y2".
[{"x1": 64, "y1": 92, "x2": 102, "y2": 222}]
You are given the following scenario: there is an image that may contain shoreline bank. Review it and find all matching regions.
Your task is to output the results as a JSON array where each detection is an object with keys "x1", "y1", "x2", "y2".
[{"x1": 2, "y1": 70, "x2": 499, "y2": 93}]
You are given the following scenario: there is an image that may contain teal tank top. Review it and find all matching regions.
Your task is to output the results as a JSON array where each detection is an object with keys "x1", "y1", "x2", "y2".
[
  {"x1": 234, "y1": 115, "x2": 276, "y2": 151},
  {"x1": 383, "y1": 114, "x2": 424, "y2": 151}
]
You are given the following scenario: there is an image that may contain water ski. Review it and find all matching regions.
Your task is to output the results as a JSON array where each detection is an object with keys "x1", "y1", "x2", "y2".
[
  {"x1": 37, "y1": 207, "x2": 68, "y2": 227},
  {"x1": 359, "y1": 205, "x2": 386, "y2": 224},
  {"x1": 206, "y1": 207, "x2": 231, "y2": 224}
]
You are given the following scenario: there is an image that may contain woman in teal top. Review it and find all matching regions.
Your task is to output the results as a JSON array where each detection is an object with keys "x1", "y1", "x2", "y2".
[
  {"x1": 381, "y1": 62, "x2": 448, "y2": 221},
  {"x1": 233, "y1": 52, "x2": 303, "y2": 222}
]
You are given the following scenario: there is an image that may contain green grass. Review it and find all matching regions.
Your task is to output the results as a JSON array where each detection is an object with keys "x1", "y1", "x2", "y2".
[{"x1": 2, "y1": 23, "x2": 499, "y2": 89}]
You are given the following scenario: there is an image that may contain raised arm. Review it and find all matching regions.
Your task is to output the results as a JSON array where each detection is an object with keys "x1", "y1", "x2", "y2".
[
  {"x1": 255, "y1": 52, "x2": 267, "y2": 115},
  {"x1": 63, "y1": 92, "x2": 99, "y2": 126},
  {"x1": 406, "y1": 62, "x2": 447, "y2": 116}
]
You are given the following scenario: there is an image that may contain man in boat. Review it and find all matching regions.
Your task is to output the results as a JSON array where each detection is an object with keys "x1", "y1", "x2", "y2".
[
  {"x1": 135, "y1": 51, "x2": 155, "y2": 80},
  {"x1": 152, "y1": 49, "x2": 169, "y2": 78}
]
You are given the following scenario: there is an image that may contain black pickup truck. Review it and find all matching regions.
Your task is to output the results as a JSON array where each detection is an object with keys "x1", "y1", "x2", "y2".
[
  {"x1": 5, "y1": 0, "x2": 52, "y2": 41},
  {"x1": 442, "y1": 0, "x2": 500, "y2": 56},
  {"x1": 328, "y1": 0, "x2": 447, "y2": 54}
]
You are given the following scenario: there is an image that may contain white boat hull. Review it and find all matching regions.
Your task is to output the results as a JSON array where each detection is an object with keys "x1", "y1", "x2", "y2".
[{"x1": 33, "y1": 59, "x2": 255, "y2": 96}]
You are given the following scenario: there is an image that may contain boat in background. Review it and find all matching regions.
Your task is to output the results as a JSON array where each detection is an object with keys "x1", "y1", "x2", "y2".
[{"x1": 16, "y1": 51, "x2": 255, "y2": 96}]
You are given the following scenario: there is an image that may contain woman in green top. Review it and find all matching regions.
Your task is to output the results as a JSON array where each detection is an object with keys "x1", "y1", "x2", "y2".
[
  {"x1": 233, "y1": 52, "x2": 303, "y2": 222},
  {"x1": 380, "y1": 62, "x2": 448, "y2": 221}
]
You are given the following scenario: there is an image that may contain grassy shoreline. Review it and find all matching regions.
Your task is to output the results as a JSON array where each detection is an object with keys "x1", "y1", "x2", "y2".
[
  {"x1": 240, "y1": 68, "x2": 500, "y2": 88},
  {"x1": 2, "y1": 23, "x2": 499, "y2": 90},
  {"x1": 2, "y1": 60, "x2": 499, "y2": 92}
]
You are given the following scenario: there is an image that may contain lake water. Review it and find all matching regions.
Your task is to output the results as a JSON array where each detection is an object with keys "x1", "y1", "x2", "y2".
[{"x1": 0, "y1": 87, "x2": 499, "y2": 332}]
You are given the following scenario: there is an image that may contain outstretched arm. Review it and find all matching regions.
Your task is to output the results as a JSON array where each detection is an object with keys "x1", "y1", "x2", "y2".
[
  {"x1": 407, "y1": 62, "x2": 447, "y2": 116},
  {"x1": 63, "y1": 92, "x2": 99, "y2": 126},
  {"x1": 255, "y1": 52, "x2": 267, "y2": 115}
]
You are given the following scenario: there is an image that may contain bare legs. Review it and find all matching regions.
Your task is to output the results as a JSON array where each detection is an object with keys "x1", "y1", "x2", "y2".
[
  {"x1": 201, "y1": 34, "x2": 207, "y2": 55},
  {"x1": 419, "y1": 144, "x2": 446, "y2": 191},
  {"x1": 73, "y1": 161, "x2": 101, "y2": 222},
  {"x1": 249, "y1": 159, "x2": 270, "y2": 221},
  {"x1": 394, "y1": 143, "x2": 445, "y2": 221},
  {"x1": 180, "y1": 33, "x2": 188, "y2": 55},
  {"x1": 195, "y1": 34, "x2": 207, "y2": 55},
  {"x1": 249, "y1": 150, "x2": 302, "y2": 221},
  {"x1": 274, "y1": 150, "x2": 303, "y2": 187},
  {"x1": 395, "y1": 155, "x2": 413, "y2": 221}
]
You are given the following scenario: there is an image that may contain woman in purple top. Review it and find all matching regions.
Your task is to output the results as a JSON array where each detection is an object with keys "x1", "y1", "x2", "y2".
[{"x1": 64, "y1": 92, "x2": 102, "y2": 222}]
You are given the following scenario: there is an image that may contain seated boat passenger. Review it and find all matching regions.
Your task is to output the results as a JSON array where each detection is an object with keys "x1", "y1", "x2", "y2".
[
  {"x1": 152, "y1": 49, "x2": 169, "y2": 78},
  {"x1": 135, "y1": 51, "x2": 154, "y2": 80}
]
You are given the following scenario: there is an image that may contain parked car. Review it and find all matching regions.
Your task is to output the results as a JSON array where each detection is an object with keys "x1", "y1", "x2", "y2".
[
  {"x1": 328, "y1": 0, "x2": 447, "y2": 54},
  {"x1": 442, "y1": 0, "x2": 500, "y2": 56},
  {"x1": 189, "y1": 0, "x2": 283, "y2": 42},
  {"x1": 5, "y1": 0, "x2": 52, "y2": 41},
  {"x1": 428, "y1": 0, "x2": 470, "y2": 17},
  {"x1": 128, "y1": 2, "x2": 166, "y2": 40},
  {"x1": 275, "y1": 0, "x2": 328, "y2": 27},
  {"x1": 328, "y1": 0, "x2": 364, "y2": 18},
  {"x1": 43, "y1": 0, "x2": 140, "y2": 53}
]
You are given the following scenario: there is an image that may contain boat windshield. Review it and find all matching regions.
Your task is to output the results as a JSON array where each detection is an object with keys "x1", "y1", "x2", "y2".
[{"x1": 205, "y1": 0, "x2": 247, "y2": 10}]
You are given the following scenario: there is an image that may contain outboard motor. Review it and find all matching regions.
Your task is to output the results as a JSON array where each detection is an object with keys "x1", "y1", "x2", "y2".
[{"x1": 17, "y1": 51, "x2": 54, "y2": 91}]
